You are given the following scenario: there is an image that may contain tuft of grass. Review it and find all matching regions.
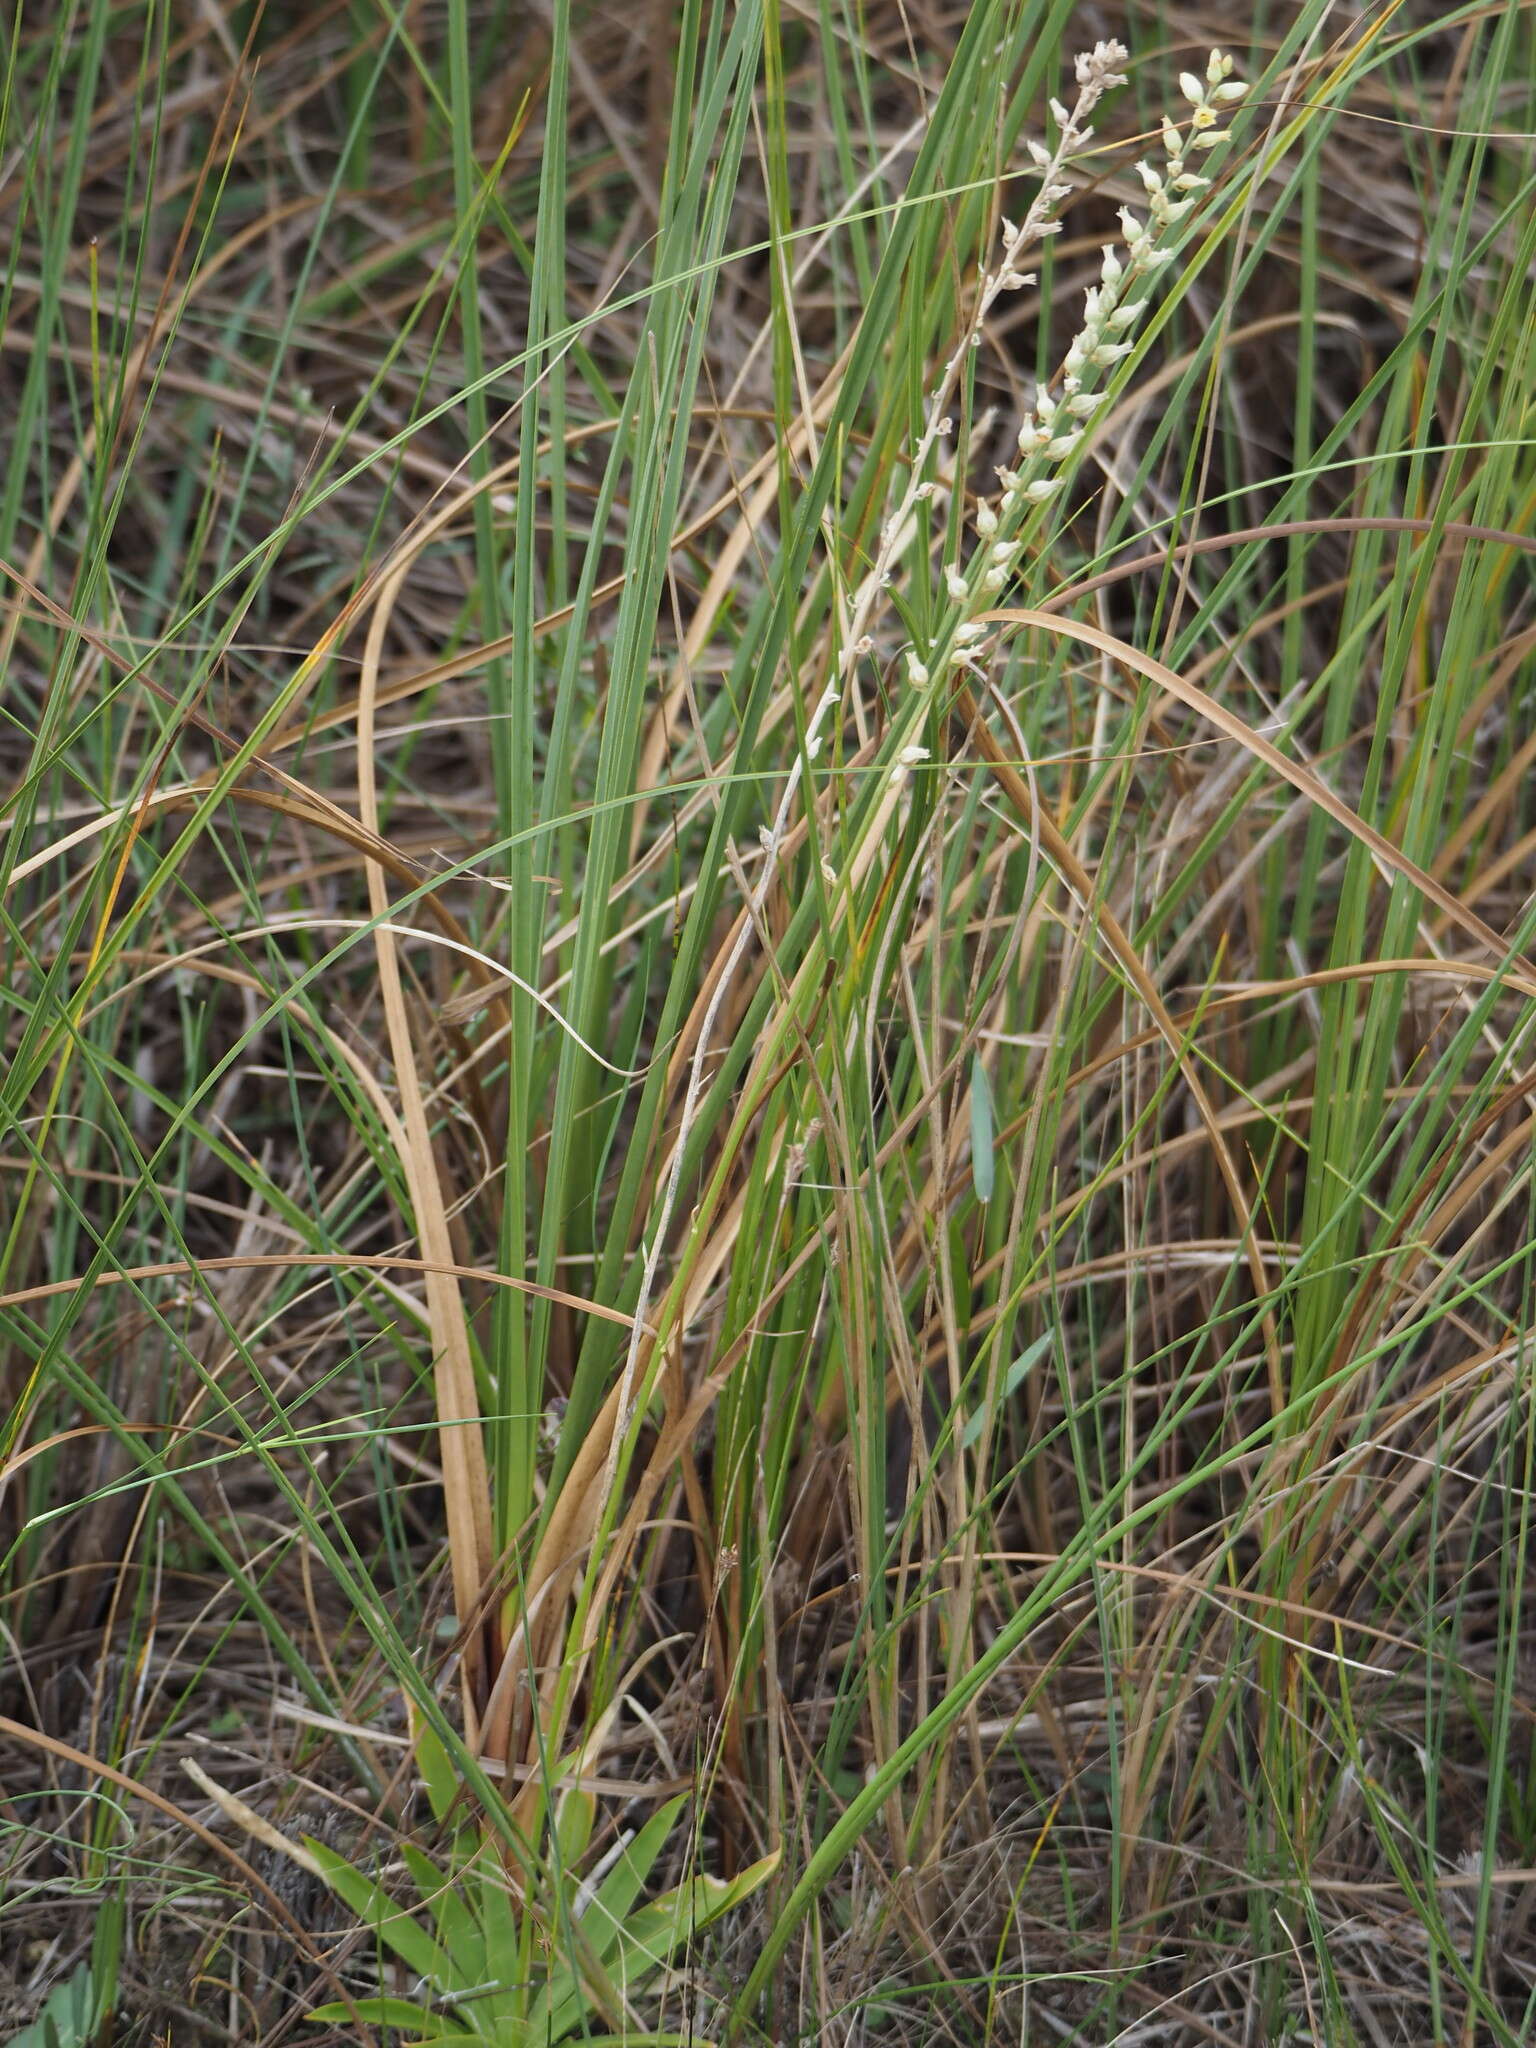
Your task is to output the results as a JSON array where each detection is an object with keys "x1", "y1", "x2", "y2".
[{"x1": 4, "y1": 1, "x2": 1536, "y2": 2041}]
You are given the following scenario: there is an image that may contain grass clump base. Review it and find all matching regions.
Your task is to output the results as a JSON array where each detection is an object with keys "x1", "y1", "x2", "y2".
[{"x1": 4, "y1": 1, "x2": 1536, "y2": 2042}]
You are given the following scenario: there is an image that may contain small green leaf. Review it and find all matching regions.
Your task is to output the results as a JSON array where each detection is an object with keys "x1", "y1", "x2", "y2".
[
  {"x1": 969, "y1": 1052, "x2": 995, "y2": 1202},
  {"x1": 960, "y1": 1332, "x2": 1053, "y2": 1452}
]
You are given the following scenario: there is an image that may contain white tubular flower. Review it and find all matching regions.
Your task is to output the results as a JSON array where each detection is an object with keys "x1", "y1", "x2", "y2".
[
  {"x1": 945, "y1": 565, "x2": 969, "y2": 602},
  {"x1": 890, "y1": 742, "x2": 931, "y2": 788},
  {"x1": 975, "y1": 500, "x2": 999, "y2": 537},
  {"x1": 1015, "y1": 415, "x2": 1037, "y2": 453},
  {"x1": 906, "y1": 653, "x2": 929, "y2": 687},
  {"x1": 1023, "y1": 477, "x2": 1062, "y2": 504}
]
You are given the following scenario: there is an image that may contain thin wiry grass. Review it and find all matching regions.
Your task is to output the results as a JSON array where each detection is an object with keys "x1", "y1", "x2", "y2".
[{"x1": 4, "y1": 1, "x2": 1536, "y2": 2043}]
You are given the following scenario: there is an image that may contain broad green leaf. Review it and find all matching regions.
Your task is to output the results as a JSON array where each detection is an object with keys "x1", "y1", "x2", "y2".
[
  {"x1": 554, "y1": 1784, "x2": 596, "y2": 1870},
  {"x1": 304, "y1": 1838, "x2": 448, "y2": 1983},
  {"x1": 400, "y1": 1841, "x2": 487, "y2": 1991},
  {"x1": 3, "y1": 1965, "x2": 98, "y2": 2048},
  {"x1": 411, "y1": 1712, "x2": 465, "y2": 1827},
  {"x1": 600, "y1": 1853, "x2": 780, "y2": 1999},
  {"x1": 307, "y1": 1994, "x2": 481, "y2": 2041},
  {"x1": 577, "y1": 1792, "x2": 692, "y2": 1962}
]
